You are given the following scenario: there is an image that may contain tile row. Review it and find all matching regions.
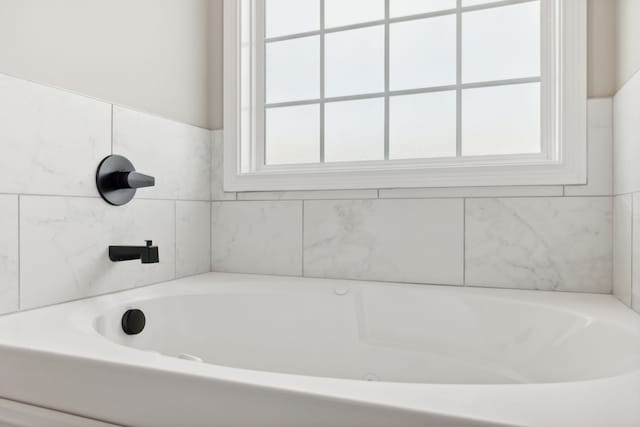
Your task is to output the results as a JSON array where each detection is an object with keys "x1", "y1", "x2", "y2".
[
  {"x1": 0, "y1": 73, "x2": 211, "y2": 200},
  {"x1": 211, "y1": 197, "x2": 613, "y2": 294},
  {"x1": 0, "y1": 196, "x2": 210, "y2": 314}
]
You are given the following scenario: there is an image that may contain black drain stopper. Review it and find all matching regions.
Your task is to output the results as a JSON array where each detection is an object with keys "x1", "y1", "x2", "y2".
[{"x1": 122, "y1": 309, "x2": 146, "y2": 335}]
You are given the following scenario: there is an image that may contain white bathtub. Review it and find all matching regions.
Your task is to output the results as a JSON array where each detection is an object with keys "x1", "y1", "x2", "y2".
[{"x1": 0, "y1": 273, "x2": 639, "y2": 426}]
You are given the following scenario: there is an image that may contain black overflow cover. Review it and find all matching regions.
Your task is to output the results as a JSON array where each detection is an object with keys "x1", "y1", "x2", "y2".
[{"x1": 122, "y1": 309, "x2": 146, "y2": 335}]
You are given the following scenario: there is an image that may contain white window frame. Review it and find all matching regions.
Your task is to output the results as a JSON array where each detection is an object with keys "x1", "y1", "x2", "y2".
[{"x1": 223, "y1": 0, "x2": 586, "y2": 192}]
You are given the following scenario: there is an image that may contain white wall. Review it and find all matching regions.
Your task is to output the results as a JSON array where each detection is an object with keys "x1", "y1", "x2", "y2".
[
  {"x1": 209, "y1": 0, "x2": 224, "y2": 130},
  {"x1": 616, "y1": 0, "x2": 640, "y2": 90},
  {"x1": 0, "y1": 0, "x2": 620, "y2": 130},
  {"x1": 588, "y1": 0, "x2": 617, "y2": 97},
  {"x1": 0, "y1": 0, "x2": 213, "y2": 129}
]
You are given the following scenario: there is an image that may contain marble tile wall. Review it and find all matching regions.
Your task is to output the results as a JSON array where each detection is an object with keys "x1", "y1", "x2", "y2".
[
  {"x1": 211, "y1": 99, "x2": 615, "y2": 295},
  {"x1": 612, "y1": 69, "x2": 640, "y2": 314},
  {"x1": 466, "y1": 197, "x2": 612, "y2": 293},
  {"x1": 0, "y1": 196, "x2": 18, "y2": 314},
  {"x1": 303, "y1": 199, "x2": 464, "y2": 285},
  {"x1": 0, "y1": 70, "x2": 618, "y2": 315},
  {"x1": 0, "y1": 73, "x2": 211, "y2": 314},
  {"x1": 211, "y1": 201, "x2": 302, "y2": 276}
]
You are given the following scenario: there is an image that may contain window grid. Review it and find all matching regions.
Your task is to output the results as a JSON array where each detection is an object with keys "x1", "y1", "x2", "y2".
[
  {"x1": 384, "y1": 0, "x2": 390, "y2": 160},
  {"x1": 264, "y1": 0, "x2": 541, "y2": 165},
  {"x1": 320, "y1": 0, "x2": 326, "y2": 162},
  {"x1": 455, "y1": 0, "x2": 462, "y2": 157}
]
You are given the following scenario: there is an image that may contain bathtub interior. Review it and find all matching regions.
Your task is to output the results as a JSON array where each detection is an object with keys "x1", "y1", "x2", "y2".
[{"x1": 94, "y1": 280, "x2": 640, "y2": 385}]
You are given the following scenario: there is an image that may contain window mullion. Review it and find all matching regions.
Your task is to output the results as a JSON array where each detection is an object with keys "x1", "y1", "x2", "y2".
[
  {"x1": 456, "y1": 0, "x2": 462, "y2": 158},
  {"x1": 384, "y1": 0, "x2": 390, "y2": 161},
  {"x1": 320, "y1": 0, "x2": 326, "y2": 163}
]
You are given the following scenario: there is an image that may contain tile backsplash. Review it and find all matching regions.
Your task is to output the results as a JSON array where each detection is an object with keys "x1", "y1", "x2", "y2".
[
  {"x1": 0, "y1": 73, "x2": 211, "y2": 314},
  {"x1": 113, "y1": 106, "x2": 211, "y2": 201},
  {"x1": 303, "y1": 199, "x2": 464, "y2": 285},
  {"x1": 211, "y1": 201, "x2": 303, "y2": 276},
  {"x1": 211, "y1": 98, "x2": 615, "y2": 295},
  {"x1": 0, "y1": 71, "x2": 620, "y2": 315},
  {"x1": 0, "y1": 74, "x2": 111, "y2": 196},
  {"x1": 20, "y1": 197, "x2": 176, "y2": 309},
  {"x1": 0, "y1": 195, "x2": 18, "y2": 313},
  {"x1": 466, "y1": 197, "x2": 612, "y2": 292}
]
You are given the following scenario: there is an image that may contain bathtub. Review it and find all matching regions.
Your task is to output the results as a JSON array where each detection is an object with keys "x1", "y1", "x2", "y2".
[{"x1": 0, "y1": 273, "x2": 639, "y2": 427}]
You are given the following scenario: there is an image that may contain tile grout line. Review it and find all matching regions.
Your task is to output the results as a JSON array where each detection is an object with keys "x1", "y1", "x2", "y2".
[
  {"x1": 210, "y1": 201, "x2": 213, "y2": 273},
  {"x1": 226, "y1": 194, "x2": 612, "y2": 202},
  {"x1": 462, "y1": 197, "x2": 466, "y2": 286},
  {"x1": 0, "y1": 192, "x2": 614, "y2": 203},
  {"x1": 301, "y1": 201, "x2": 305, "y2": 277},
  {"x1": 0, "y1": 193, "x2": 212, "y2": 202},
  {"x1": 17, "y1": 195, "x2": 21, "y2": 310},
  {"x1": 631, "y1": 194, "x2": 635, "y2": 309},
  {"x1": 174, "y1": 201, "x2": 177, "y2": 279}
]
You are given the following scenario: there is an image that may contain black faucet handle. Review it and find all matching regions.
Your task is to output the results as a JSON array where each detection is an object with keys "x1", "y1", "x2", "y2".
[
  {"x1": 96, "y1": 155, "x2": 156, "y2": 206},
  {"x1": 115, "y1": 171, "x2": 155, "y2": 189},
  {"x1": 145, "y1": 240, "x2": 153, "y2": 247}
]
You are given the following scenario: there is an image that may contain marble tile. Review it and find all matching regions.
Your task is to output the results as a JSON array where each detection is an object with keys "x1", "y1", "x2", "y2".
[
  {"x1": 176, "y1": 201, "x2": 211, "y2": 278},
  {"x1": 379, "y1": 186, "x2": 563, "y2": 199},
  {"x1": 0, "y1": 73, "x2": 111, "y2": 196},
  {"x1": 613, "y1": 71, "x2": 640, "y2": 195},
  {"x1": 565, "y1": 99, "x2": 613, "y2": 196},
  {"x1": 613, "y1": 194, "x2": 633, "y2": 306},
  {"x1": 466, "y1": 198, "x2": 612, "y2": 293},
  {"x1": 0, "y1": 196, "x2": 19, "y2": 314},
  {"x1": 237, "y1": 189, "x2": 378, "y2": 201},
  {"x1": 20, "y1": 196, "x2": 175, "y2": 309},
  {"x1": 113, "y1": 106, "x2": 211, "y2": 201},
  {"x1": 211, "y1": 130, "x2": 236, "y2": 201},
  {"x1": 211, "y1": 201, "x2": 302, "y2": 276},
  {"x1": 303, "y1": 199, "x2": 464, "y2": 285},
  {"x1": 633, "y1": 193, "x2": 640, "y2": 313}
]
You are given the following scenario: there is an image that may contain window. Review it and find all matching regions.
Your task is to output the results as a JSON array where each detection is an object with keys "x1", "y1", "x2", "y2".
[{"x1": 224, "y1": 0, "x2": 586, "y2": 191}]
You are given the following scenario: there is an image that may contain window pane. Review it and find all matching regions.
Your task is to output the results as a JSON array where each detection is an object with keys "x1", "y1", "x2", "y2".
[
  {"x1": 266, "y1": 0, "x2": 320, "y2": 38},
  {"x1": 266, "y1": 105, "x2": 320, "y2": 165},
  {"x1": 325, "y1": 0, "x2": 384, "y2": 28},
  {"x1": 390, "y1": 91, "x2": 456, "y2": 159},
  {"x1": 325, "y1": 98, "x2": 385, "y2": 162},
  {"x1": 325, "y1": 26, "x2": 384, "y2": 97},
  {"x1": 462, "y1": 83, "x2": 540, "y2": 156},
  {"x1": 462, "y1": 2, "x2": 540, "y2": 83},
  {"x1": 390, "y1": 16, "x2": 456, "y2": 91},
  {"x1": 391, "y1": 0, "x2": 456, "y2": 18},
  {"x1": 266, "y1": 36, "x2": 320, "y2": 104}
]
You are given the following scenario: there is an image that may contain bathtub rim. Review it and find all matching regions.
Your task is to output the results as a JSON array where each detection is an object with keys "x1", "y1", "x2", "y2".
[{"x1": 0, "y1": 272, "x2": 639, "y2": 427}]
